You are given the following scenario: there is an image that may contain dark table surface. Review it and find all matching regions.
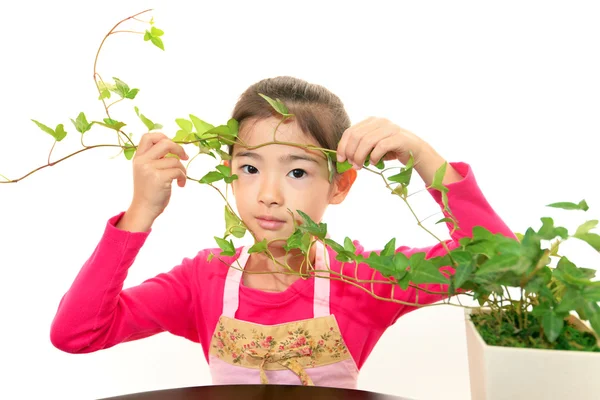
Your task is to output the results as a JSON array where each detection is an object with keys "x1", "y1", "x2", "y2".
[{"x1": 98, "y1": 385, "x2": 413, "y2": 400}]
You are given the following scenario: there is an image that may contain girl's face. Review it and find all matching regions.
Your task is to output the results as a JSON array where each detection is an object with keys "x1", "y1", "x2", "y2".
[{"x1": 230, "y1": 116, "x2": 354, "y2": 245}]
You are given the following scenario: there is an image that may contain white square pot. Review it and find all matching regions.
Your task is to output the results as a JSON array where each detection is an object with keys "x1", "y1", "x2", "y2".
[{"x1": 464, "y1": 308, "x2": 600, "y2": 400}]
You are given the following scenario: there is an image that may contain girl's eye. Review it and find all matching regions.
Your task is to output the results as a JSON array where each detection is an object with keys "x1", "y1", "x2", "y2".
[
  {"x1": 288, "y1": 169, "x2": 307, "y2": 179},
  {"x1": 241, "y1": 165, "x2": 258, "y2": 174}
]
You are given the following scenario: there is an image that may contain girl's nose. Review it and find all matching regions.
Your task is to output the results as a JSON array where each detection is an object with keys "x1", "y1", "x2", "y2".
[{"x1": 257, "y1": 176, "x2": 283, "y2": 206}]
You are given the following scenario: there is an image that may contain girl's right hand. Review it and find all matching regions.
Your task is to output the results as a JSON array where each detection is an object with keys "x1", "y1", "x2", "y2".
[{"x1": 129, "y1": 132, "x2": 190, "y2": 221}]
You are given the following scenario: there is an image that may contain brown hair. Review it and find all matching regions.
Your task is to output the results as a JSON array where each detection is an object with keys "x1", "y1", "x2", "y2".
[{"x1": 230, "y1": 76, "x2": 351, "y2": 155}]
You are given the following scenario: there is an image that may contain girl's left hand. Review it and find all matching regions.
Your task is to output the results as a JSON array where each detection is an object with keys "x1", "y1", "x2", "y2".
[{"x1": 336, "y1": 117, "x2": 429, "y2": 169}]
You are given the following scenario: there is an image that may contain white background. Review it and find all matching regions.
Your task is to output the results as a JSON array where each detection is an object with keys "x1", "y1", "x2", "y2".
[{"x1": 1, "y1": 1, "x2": 599, "y2": 399}]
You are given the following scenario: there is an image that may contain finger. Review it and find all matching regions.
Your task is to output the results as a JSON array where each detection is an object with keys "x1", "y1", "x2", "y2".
[
  {"x1": 161, "y1": 168, "x2": 188, "y2": 188},
  {"x1": 336, "y1": 117, "x2": 377, "y2": 162},
  {"x1": 343, "y1": 124, "x2": 381, "y2": 167},
  {"x1": 353, "y1": 128, "x2": 394, "y2": 168},
  {"x1": 136, "y1": 132, "x2": 170, "y2": 156},
  {"x1": 145, "y1": 139, "x2": 189, "y2": 161},
  {"x1": 369, "y1": 136, "x2": 400, "y2": 166},
  {"x1": 152, "y1": 157, "x2": 186, "y2": 171}
]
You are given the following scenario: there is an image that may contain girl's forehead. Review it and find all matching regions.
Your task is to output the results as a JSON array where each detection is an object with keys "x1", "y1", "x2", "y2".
[{"x1": 239, "y1": 117, "x2": 318, "y2": 147}]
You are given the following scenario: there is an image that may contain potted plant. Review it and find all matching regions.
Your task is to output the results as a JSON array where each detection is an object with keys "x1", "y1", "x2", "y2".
[{"x1": 2, "y1": 9, "x2": 598, "y2": 400}]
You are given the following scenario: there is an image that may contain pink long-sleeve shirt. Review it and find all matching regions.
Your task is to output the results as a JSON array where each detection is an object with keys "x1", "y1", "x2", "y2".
[{"x1": 50, "y1": 162, "x2": 515, "y2": 369}]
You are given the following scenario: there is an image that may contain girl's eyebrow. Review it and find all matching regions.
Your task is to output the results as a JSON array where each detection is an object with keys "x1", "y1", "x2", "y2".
[{"x1": 235, "y1": 151, "x2": 322, "y2": 164}]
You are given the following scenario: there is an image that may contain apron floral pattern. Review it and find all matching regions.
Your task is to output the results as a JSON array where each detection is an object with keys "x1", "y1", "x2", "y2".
[{"x1": 208, "y1": 241, "x2": 359, "y2": 387}]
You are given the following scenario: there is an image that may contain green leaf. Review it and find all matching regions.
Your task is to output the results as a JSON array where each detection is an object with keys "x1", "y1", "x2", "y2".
[
  {"x1": 150, "y1": 35, "x2": 165, "y2": 50},
  {"x1": 70, "y1": 112, "x2": 92, "y2": 134},
  {"x1": 248, "y1": 239, "x2": 268, "y2": 254},
  {"x1": 189, "y1": 114, "x2": 215, "y2": 137},
  {"x1": 297, "y1": 210, "x2": 327, "y2": 239},
  {"x1": 542, "y1": 310, "x2": 564, "y2": 343},
  {"x1": 151, "y1": 26, "x2": 164, "y2": 36},
  {"x1": 216, "y1": 165, "x2": 231, "y2": 176},
  {"x1": 388, "y1": 168, "x2": 413, "y2": 185},
  {"x1": 224, "y1": 205, "x2": 246, "y2": 239},
  {"x1": 284, "y1": 230, "x2": 311, "y2": 253},
  {"x1": 381, "y1": 238, "x2": 396, "y2": 257},
  {"x1": 125, "y1": 88, "x2": 139, "y2": 100},
  {"x1": 135, "y1": 107, "x2": 162, "y2": 131},
  {"x1": 176, "y1": 118, "x2": 193, "y2": 133},
  {"x1": 573, "y1": 232, "x2": 600, "y2": 252},
  {"x1": 324, "y1": 238, "x2": 345, "y2": 254},
  {"x1": 575, "y1": 220, "x2": 598, "y2": 236},
  {"x1": 546, "y1": 200, "x2": 589, "y2": 211},
  {"x1": 227, "y1": 118, "x2": 239, "y2": 137},
  {"x1": 430, "y1": 162, "x2": 447, "y2": 190},
  {"x1": 124, "y1": 144, "x2": 136, "y2": 160},
  {"x1": 32, "y1": 119, "x2": 56, "y2": 137},
  {"x1": 538, "y1": 217, "x2": 569, "y2": 240},
  {"x1": 365, "y1": 252, "x2": 396, "y2": 278},
  {"x1": 111, "y1": 77, "x2": 130, "y2": 98},
  {"x1": 336, "y1": 160, "x2": 353, "y2": 174},
  {"x1": 582, "y1": 286, "x2": 600, "y2": 303},
  {"x1": 409, "y1": 252, "x2": 450, "y2": 284},
  {"x1": 344, "y1": 237, "x2": 356, "y2": 253},
  {"x1": 451, "y1": 251, "x2": 474, "y2": 288},
  {"x1": 199, "y1": 171, "x2": 224, "y2": 184},
  {"x1": 101, "y1": 118, "x2": 126, "y2": 131},
  {"x1": 258, "y1": 93, "x2": 293, "y2": 117},
  {"x1": 581, "y1": 302, "x2": 600, "y2": 337},
  {"x1": 54, "y1": 124, "x2": 67, "y2": 141},
  {"x1": 97, "y1": 81, "x2": 113, "y2": 100},
  {"x1": 214, "y1": 236, "x2": 236, "y2": 256}
]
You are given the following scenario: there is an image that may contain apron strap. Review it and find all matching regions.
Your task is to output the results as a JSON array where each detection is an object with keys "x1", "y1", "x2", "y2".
[
  {"x1": 221, "y1": 241, "x2": 331, "y2": 318},
  {"x1": 222, "y1": 247, "x2": 249, "y2": 318},
  {"x1": 313, "y1": 240, "x2": 331, "y2": 318}
]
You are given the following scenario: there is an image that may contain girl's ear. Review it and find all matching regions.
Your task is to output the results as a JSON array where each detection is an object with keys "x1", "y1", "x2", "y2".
[{"x1": 329, "y1": 169, "x2": 357, "y2": 205}]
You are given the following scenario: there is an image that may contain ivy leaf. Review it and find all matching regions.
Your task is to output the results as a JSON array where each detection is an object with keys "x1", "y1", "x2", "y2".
[
  {"x1": 151, "y1": 26, "x2": 164, "y2": 36},
  {"x1": 450, "y1": 251, "x2": 474, "y2": 288},
  {"x1": 200, "y1": 171, "x2": 224, "y2": 184},
  {"x1": 258, "y1": 93, "x2": 294, "y2": 117},
  {"x1": 546, "y1": 200, "x2": 589, "y2": 211},
  {"x1": 248, "y1": 239, "x2": 268, "y2": 254},
  {"x1": 134, "y1": 106, "x2": 162, "y2": 131},
  {"x1": 224, "y1": 205, "x2": 246, "y2": 239},
  {"x1": 336, "y1": 160, "x2": 353, "y2": 174},
  {"x1": 189, "y1": 114, "x2": 215, "y2": 137},
  {"x1": 324, "y1": 238, "x2": 345, "y2": 254},
  {"x1": 284, "y1": 230, "x2": 311, "y2": 253},
  {"x1": 125, "y1": 88, "x2": 139, "y2": 100},
  {"x1": 365, "y1": 252, "x2": 396, "y2": 278},
  {"x1": 575, "y1": 220, "x2": 598, "y2": 236},
  {"x1": 537, "y1": 217, "x2": 569, "y2": 240},
  {"x1": 214, "y1": 236, "x2": 236, "y2": 256},
  {"x1": 31, "y1": 119, "x2": 67, "y2": 141},
  {"x1": 344, "y1": 237, "x2": 356, "y2": 253},
  {"x1": 387, "y1": 168, "x2": 413, "y2": 185},
  {"x1": 111, "y1": 77, "x2": 131, "y2": 98},
  {"x1": 581, "y1": 302, "x2": 600, "y2": 337},
  {"x1": 409, "y1": 252, "x2": 450, "y2": 284},
  {"x1": 144, "y1": 28, "x2": 165, "y2": 50},
  {"x1": 70, "y1": 112, "x2": 92, "y2": 134},
  {"x1": 176, "y1": 118, "x2": 193, "y2": 133},
  {"x1": 574, "y1": 233, "x2": 600, "y2": 252},
  {"x1": 123, "y1": 143, "x2": 136, "y2": 160},
  {"x1": 97, "y1": 81, "x2": 113, "y2": 100},
  {"x1": 101, "y1": 118, "x2": 126, "y2": 131},
  {"x1": 54, "y1": 124, "x2": 67, "y2": 141},
  {"x1": 218, "y1": 164, "x2": 237, "y2": 184},
  {"x1": 297, "y1": 210, "x2": 327, "y2": 239},
  {"x1": 381, "y1": 238, "x2": 396, "y2": 257},
  {"x1": 542, "y1": 310, "x2": 565, "y2": 343},
  {"x1": 436, "y1": 217, "x2": 458, "y2": 234},
  {"x1": 227, "y1": 118, "x2": 239, "y2": 137}
]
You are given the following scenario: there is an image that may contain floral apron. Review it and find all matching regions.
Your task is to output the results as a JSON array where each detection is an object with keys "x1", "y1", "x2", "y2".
[{"x1": 208, "y1": 241, "x2": 359, "y2": 387}]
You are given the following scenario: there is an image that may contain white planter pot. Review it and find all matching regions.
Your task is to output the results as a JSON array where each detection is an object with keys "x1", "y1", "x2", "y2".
[{"x1": 464, "y1": 308, "x2": 600, "y2": 400}]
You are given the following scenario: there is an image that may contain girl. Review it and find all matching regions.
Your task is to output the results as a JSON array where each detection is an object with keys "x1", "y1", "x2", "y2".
[{"x1": 50, "y1": 76, "x2": 514, "y2": 388}]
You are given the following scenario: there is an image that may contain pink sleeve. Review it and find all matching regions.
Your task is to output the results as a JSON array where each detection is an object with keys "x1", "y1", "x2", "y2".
[
  {"x1": 337, "y1": 162, "x2": 517, "y2": 327},
  {"x1": 50, "y1": 212, "x2": 200, "y2": 353}
]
